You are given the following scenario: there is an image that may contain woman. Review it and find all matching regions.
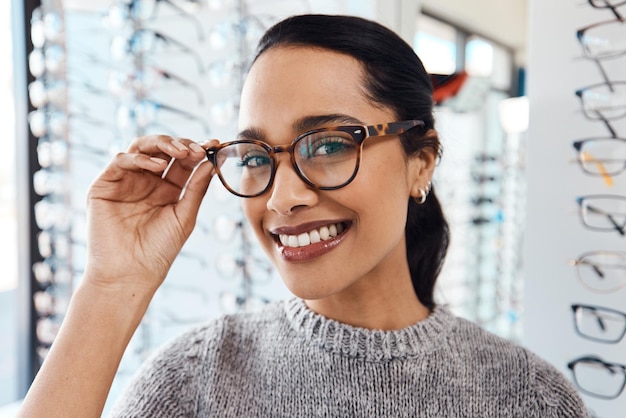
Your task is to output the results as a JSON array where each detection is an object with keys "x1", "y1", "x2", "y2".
[{"x1": 18, "y1": 14, "x2": 587, "y2": 417}]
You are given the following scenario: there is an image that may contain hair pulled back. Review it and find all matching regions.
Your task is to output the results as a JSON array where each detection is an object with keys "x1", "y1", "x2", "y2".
[{"x1": 253, "y1": 14, "x2": 449, "y2": 309}]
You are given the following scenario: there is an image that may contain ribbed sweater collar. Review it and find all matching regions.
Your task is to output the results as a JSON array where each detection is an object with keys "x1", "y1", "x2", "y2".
[{"x1": 284, "y1": 298, "x2": 455, "y2": 362}]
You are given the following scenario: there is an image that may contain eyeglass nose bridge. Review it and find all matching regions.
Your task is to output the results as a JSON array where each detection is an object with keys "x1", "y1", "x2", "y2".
[{"x1": 265, "y1": 142, "x2": 320, "y2": 190}]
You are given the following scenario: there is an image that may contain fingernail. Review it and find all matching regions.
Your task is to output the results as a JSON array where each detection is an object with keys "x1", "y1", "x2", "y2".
[
  {"x1": 150, "y1": 157, "x2": 167, "y2": 165},
  {"x1": 171, "y1": 139, "x2": 187, "y2": 151},
  {"x1": 189, "y1": 142, "x2": 204, "y2": 153}
]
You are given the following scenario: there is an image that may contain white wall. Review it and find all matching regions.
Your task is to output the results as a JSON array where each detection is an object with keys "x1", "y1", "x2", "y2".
[{"x1": 525, "y1": 1, "x2": 626, "y2": 416}]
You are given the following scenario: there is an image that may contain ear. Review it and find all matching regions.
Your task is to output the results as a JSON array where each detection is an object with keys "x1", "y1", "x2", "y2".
[{"x1": 407, "y1": 129, "x2": 438, "y2": 199}]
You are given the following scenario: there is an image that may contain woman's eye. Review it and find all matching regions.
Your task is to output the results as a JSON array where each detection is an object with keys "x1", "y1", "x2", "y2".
[
  {"x1": 239, "y1": 154, "x2": 271, "y2": 168},
  {"x1": 303, "y1": 136, "x2": 353, "y2": 157}
]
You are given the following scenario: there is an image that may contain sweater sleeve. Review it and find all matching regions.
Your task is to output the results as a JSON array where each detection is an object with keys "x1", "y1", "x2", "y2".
[
  {"x1": 526, "y1": 350, "x2": 590, "y2": 418},
  {"x1": 107, "y1": 323, "x2": 215, "y2": 418}
]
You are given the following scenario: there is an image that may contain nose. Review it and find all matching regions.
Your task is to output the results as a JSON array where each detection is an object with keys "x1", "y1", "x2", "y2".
[{"x1": 266, "y1": 155, "x2": 318, "y2": 215}]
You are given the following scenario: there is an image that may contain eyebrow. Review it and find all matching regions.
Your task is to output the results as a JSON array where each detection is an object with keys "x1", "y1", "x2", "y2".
[{"x1": 236, "y1": 113, "x2": 365, "y2": 142}]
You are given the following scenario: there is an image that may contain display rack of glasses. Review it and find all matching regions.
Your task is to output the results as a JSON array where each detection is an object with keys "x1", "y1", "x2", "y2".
[
  {"x1": 65, "y1": 0, "x2": 305, "y2": 408},
  {"x1": 26, "y1": 0, "x2": 74, "y2": 368},
  {"x1": 563, "y1": 2, "x2": 626, "y2": 416},
  {"x1": 433, "y1": 88, "x2": 527, "y2": 341}
]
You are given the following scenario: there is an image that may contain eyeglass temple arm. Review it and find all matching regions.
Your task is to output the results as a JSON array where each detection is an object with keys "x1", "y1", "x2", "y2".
[
  {"x1": 157, "y1": 67, "x2": 205, "y2": 105},
  {"x1": 155, "y1": 101, "x2": 210, "y2": 134},
  {"x1": 365, "y1": 120, "x2": 425, "y2": 137},
  {"x1": 587, "y1": 204, "x2": 626, "y2": 235},
  {"x1": 152, "y1": 31, "x2": 205, "y2": 74},
  {"x1": 590, "y1": 0, "x2": 625, "y2": 19},
  {"x1": 159, "y1": 0, "x2": 205, "y2": 41}
]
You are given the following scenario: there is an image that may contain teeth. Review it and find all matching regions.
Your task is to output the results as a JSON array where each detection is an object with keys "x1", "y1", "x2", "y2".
[{"x1": 278, "y1": 223, "x2": 345, "y2": 248}]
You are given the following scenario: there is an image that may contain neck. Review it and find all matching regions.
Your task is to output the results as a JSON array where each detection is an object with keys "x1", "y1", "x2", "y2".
[{"x1": 304, "y1": 275, "x2": 430, "y2": 330}]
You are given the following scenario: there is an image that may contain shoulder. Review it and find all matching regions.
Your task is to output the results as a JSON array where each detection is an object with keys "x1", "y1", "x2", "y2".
[
  {"x1": 108, "y1": 301, "x2": 288, "y2": 417},
  {"x1": 164, "y1": 299, "x2": 287, "y2": 354},
  {"x1": 443, "y1": 311, "x2": 587, "y2": 416}
]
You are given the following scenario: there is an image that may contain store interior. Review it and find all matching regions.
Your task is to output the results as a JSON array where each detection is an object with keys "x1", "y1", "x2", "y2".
[{"x1": 1, "y1": 0, "x2": 625, "y2": 416}]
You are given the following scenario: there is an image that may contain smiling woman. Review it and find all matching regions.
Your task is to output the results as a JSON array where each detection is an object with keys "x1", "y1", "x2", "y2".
[{"x1": 16, "y1": 14, "x2": 588, "y2": 418}]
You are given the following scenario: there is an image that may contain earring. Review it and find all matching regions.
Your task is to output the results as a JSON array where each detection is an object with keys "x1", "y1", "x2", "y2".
[{"x1": 414, "y1": 181, "x2": 431, "y2": 205}]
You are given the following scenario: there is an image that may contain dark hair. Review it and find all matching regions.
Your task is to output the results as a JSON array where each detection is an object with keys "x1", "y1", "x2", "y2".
[{"x1": 254, "y1": 14, "x2": 449, "y2": 309}]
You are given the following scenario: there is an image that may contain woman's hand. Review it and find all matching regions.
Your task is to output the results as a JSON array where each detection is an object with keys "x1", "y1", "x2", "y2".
[{"x1": 85, "y1": 134, "x2": 217, "y2": 294}]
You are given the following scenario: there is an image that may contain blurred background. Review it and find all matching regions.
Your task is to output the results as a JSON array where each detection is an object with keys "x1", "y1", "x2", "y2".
[{"x1": 1, "y1": 1, "x2": 625, "y2": 417}]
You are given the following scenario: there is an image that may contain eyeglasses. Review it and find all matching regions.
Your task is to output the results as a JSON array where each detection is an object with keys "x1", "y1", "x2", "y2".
[
  {"x1": 576, "y1": 194, "x2": 626, "y2": 236},
  {"x1": 571, "y1": 251, "x2": 626, "y2": 292},
  {"x1": 110, "y1": 28, "x2": 205, "y2": 74},
  {"x1": 116, "y1": 99, "x2": 210, "y2": 134},
  {"x1": 568, "y1": 355, "x2": 626, "y2": 399},
  {"x1": 572, "y1": 303, "x2": 626, "y2": 343},
  {"x1": 588, "y1": 0, "x2": 626, "y2": 19},
  {"x1": 206, "y1": 120, "x2": 426, "y2": 198},
  {"x1": 107, "y1": 66, "x2": 205, "y2": 105},
  {"x1": 107, "y1": 0, "x2": 204, "y2": 41},
  {"x1": 577, "y1": 18, "x2": 626, "y2": 60},
  {"x1": 572, "y1": 137, "x2": 626, "y2": 186},
  {"x1": 575, "y1": 81, "x2": 626, "y2": 138}
]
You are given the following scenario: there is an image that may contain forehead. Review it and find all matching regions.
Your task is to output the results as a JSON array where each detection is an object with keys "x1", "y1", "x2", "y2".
[{"x1": 238, "y1": 46, "x2": 391, "y2": 138}]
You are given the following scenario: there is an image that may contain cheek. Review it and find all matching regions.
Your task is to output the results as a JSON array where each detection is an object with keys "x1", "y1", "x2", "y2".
[{"x1": 241, "y1": 198, "x2": 268, "y2": 240}]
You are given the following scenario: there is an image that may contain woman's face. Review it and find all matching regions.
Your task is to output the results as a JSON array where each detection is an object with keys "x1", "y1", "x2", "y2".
[{"x1": 238, "y1": 46, "x2": 433, "y2": 300}]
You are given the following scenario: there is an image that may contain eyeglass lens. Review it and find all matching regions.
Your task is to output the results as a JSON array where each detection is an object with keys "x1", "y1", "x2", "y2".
[
  {"x1": 574, "y1": 138, "x2": 626, "y2": 175},
  {"x1": 573, "y1": 304, "x2": 626, "y2": 343},
  {"x1": 578, "y1": 83, "x2": 626, "y2": 121},
  {"x1": 569, "y1": 356, "x2": 626, "y2": 399},
  {"x1": 574, "y1": 251, "x2": 626, "y2": 292},
  {"x1": 579, "y1": 19, "x2": 626, "y2": 60},
  {"x1": 214, "y1": 130, "x2": 361, "y2": 197},
  {"x1": 578, "y1": 195, "x2": 626, "y2": 233}
]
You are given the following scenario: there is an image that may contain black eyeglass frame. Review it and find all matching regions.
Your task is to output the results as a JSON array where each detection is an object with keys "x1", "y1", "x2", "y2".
[
  {"x1": 576, "y1": 18, "x2": 626, "y2": 61},
  {"x1": 576, "y1": 194, "x2": 626, "y2": 236},
  {"x1": 572, "y1": 137, "x2": 626, "y2": 176},
  {"x1": 571, "y1": 303, "x2": 626, "y2": 343},
  {"x1": 568, "y1": 355, "x2": 626, "y2": 399},
  {"x1": 588, "y1": 0, "x2": 626, "y2": 19},
  {"x1": 575, "y1": 81, "x2": 626, "y2": 138},
  {"x1": 206, "y1": 120, "x2": 426, "y2": 198}
]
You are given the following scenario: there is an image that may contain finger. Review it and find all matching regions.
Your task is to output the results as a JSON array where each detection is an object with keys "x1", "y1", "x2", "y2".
[
  {"x1": 160, "y1": 138, "x2": 211, "y2": 189},
  {"x1": 127, "y1": 135, "x2": 202, "y2": 162},
  {"x1": 175, "y1": 158, "x2": 218, "y2": 233},
  {"x1": 99, "y1": 151, "x2": 169, "y2": 183}
]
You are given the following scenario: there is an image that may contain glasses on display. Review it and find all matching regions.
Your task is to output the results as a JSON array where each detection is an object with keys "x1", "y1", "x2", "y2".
[
  {"x1": 572, "y1": 137, "x2": 626, "y2": 186},
  {"x1": 28, "y1": 44, "x2": 65, "y2": 78},
  {"x1": 568, "y1": 355, "x2": 626, "y2": 399},
  {"x1": 588, "y1": 0, "x2": 626, "y2": 19},
  {"x1": 30, "y1": 6, "x2": 64, "y2": 49},
  {"x1": 572, "y1": 304, "x2": 626, "y2": 343},
  {"x1": 219, "y1": 290, "x2": 269, "y2": 314},
  {"x1": 116, "y1": 99, "x2": 210, "y2": 133},
  {"x1": 577, "y1": 18, "x2": 626, "y2": 61},
  {"x1": 106, "y1": 0, "x2": 204, "y2": 40},
  {"x1": 576, "y1": 194, "x2": 626, "y2": 236},
  {"x1": 215, "y1": 253, "x2": 273, "y2": 284},
  {"x1": 576, "y1": 18, "x2": 626, "y2": 98},
  {"x1": 110, "y1": 28, "x2": 205, "y2": 74},
  {"x1": 108, "y1": 66, "x2": 205, "y2": 104},
  {"x1": 575, "y1": 82, "x2": 626, "y2": 138},
  {"x1": 206, "y1": 120, "x2": 426, "y2": 198},
  {"x1": 571, "y1": 251, "x2": 626, "y2": 292}
]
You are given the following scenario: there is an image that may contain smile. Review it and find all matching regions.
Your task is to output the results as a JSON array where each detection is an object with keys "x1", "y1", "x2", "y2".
[{"x1": 277, "y1": 222, "x2": 346, "y2": 248}]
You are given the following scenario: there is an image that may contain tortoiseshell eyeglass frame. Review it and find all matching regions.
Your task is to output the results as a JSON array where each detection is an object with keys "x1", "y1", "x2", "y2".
[{"x1": 206, "y1": 119, "x2": 426, "y2": 198}]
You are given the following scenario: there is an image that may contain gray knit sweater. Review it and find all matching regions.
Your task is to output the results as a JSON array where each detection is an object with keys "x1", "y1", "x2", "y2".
[{"x1": 109, "y1": 299, "x2": 588, "y2": 417}]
